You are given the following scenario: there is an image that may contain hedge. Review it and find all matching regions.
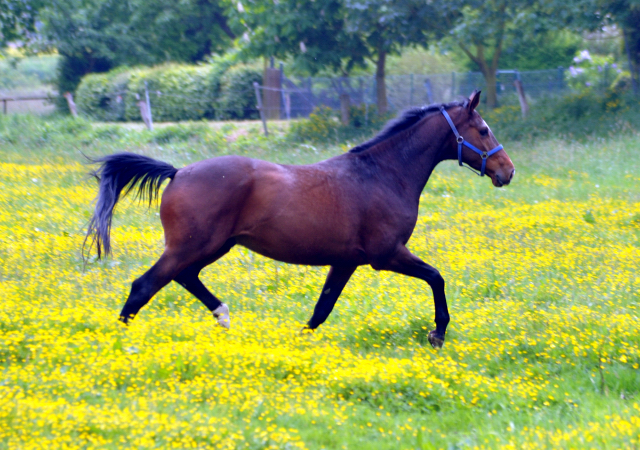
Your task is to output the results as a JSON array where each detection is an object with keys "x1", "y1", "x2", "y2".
[
  {"x1": 124, "y1": 64, "x2": 215, "y2": 122},
  {"x1": 75, "y1": 60, "x2": 262, "y2": 122},
  {"x1": 216, "y1": 66, "x2": 263, "y2": 120},
  {"x1": 76, "y1": 69, "x2": 131, "y2": 121}
]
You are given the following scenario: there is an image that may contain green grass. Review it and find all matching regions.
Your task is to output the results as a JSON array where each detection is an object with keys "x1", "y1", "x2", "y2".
[{"x1": 0, "y1": 112, "x2": 639, "y2": 449}]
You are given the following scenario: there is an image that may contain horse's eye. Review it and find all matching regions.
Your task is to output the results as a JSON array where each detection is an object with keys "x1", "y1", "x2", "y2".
[{"x1": 479, "y1": 128, "x2": 489, "y2": 136}]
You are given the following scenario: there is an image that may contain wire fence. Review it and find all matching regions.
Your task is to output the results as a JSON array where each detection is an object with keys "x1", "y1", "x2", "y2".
[
  {"x1": 14, "y1": 65, "x2": 626, "y2": 125},
  {"x1": 0, "y1": 90, "x2": 56, "y2": 115},
  {"x1": 249, "y1": 65, "x2": 629, "y2": 134},
  {"x1": 278, "y1": 68, "x2": 595, "y2": 118}
]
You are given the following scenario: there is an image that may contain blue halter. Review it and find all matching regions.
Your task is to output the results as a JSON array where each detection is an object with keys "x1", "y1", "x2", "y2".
[{"x1": 440, "y1": 106, "x2": 503, "y2": 177}]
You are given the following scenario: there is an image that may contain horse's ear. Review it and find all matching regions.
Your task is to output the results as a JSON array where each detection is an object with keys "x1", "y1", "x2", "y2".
[{"x1": 467, "y1": 90, "x2": 481, "y2": 113}]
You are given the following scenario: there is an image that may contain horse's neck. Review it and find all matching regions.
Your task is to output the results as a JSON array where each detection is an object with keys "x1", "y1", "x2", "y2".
[{"x1": 363, "y1": 116, "x2": 449, "y2": 199}]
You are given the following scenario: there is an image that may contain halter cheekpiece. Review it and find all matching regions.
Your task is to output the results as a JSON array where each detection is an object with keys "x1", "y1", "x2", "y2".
[{"x1": 440, "y1": 106, "x2": 503, "y2": 177}]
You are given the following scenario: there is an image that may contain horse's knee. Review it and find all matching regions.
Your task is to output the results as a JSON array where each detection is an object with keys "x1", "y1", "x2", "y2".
[{"x1": 130, "y1": 276, "x2": 151, "y2": 298}]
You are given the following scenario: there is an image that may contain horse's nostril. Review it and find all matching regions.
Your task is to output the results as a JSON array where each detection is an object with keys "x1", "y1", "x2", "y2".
[{"x1": 509, "y1": 169, "x2": 515, "y2": 181}]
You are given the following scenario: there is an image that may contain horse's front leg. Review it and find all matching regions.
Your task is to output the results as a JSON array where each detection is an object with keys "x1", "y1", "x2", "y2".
[
  {"x1": 305, "y1": 266, "x2": 357, "y2": 330},
  {"x1": 373, "y1": 245, "x2": 449, "y2": 349}
]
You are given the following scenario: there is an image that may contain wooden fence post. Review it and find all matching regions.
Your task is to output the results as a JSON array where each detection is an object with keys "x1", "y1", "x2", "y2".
[
  {"x1": 137, "y1": 101, "x2": 153, "y2": 130},
  {"x1": 514, "y1": 71, "x2": 529, "y2": 119},
  {"x1": 451, "y1": 72, "x2": 456, "y2": 99},
  {"x1": 254, "y1": 82, "x2": 269, "y2": 137},
  {"x1": 409, "y1": 74, "x2": 414, "y2": 105},
  {"x1": 144, "y1": 82, "x2": 154, "y2": 131},
  {"x1": 63, "y1": 92, "x2": 78, "y2": 117},
  {"x1": 424, "y1": 79, "x2": 434, "y2": 104}
]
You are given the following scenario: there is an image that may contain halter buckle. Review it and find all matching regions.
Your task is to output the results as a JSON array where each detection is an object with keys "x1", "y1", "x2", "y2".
[
  {"x1": 456, "y1": 136, "x2": 464, "y2": 144},
  {"x1": 481, "y1": 151, "x2": 488, "y2": 159}
]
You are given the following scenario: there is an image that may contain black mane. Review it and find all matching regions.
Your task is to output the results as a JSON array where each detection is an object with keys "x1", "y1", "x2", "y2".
[{"x1": 349, "y1": 100, "x2": 466, "y2": 154}]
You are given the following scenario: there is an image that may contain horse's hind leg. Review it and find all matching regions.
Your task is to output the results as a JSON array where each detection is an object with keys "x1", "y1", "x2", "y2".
[
  {"x1": 305, "y1": 266, "x2": 357, "y2": 330},
  {"x1": 173, "y1": 238, "x2": 236, "y2": 328},
  {"x1": 119, "y1": 251, "x2": 191, "y2": 323}
]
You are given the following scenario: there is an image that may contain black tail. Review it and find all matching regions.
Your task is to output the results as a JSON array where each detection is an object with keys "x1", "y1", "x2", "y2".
[{"x1": 84, "y1": 152, "x2": 178, "y2": 259}]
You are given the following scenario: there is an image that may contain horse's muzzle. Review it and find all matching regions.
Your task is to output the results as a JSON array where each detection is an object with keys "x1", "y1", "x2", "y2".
[{"x1": 493, "y1": 168, "x2": 515, "y2": 187}]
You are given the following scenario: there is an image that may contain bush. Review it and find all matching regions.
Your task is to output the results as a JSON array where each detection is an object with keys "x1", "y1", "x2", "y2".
[
  {"x1": 565, "y1": 50, "x2": 617, "y2": 92},
  {"x1": 481, "y1": 90, "x2": 640, "y2": 142},
  {"x1": 553, "y1": 90, "x2": 606, "y2": 120},
  {"x1": 124, "y1": 64, "x2": 216, "y2": 122},
  {"x1": 74, "y1": 55, "x2": 265, "y2": 122},
  {"x1": 288, "y1": 106, "x2": 340, "y2": 142},
  {"x1": 287, "y1": 104, "x2": 392, "y2": 145},
  {"x1": 76, "y1": 69, "x2": 131, "y2": 121},
  {"x1": 216, "y1": 66, "x2": 263, "y2": 120},
  {"x1": 347, "y1": 103, "x2": 389, "y2": 130},
  {"x1": 206, "y1": 52, "x2": 240, "y2": 103}
]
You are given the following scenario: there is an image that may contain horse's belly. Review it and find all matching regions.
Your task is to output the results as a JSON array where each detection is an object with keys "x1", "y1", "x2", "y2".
[{"x1": 235, "y1": 233, "x2": 366, "y2": 266}]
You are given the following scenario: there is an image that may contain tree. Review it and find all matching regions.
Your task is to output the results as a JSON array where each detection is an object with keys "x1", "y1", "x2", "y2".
[
  {"x1": 41, "y1": 0, "x2": 148, "y2": 96},
  {"x1": 453, "y1": 0, "x2": 532, "y2": 108},
  {"x1": 343, "y1": 0, "x2": 455, "y2": 114},
  {"x1": 235, "y1": 0, "x2": 455, "y2": 114},
  {"x1": 622, "y1": 7, "x2": 640, "y2": 93},
  {"x1": 40, "y1": 0, "x2": 238, "y2": 97},
  {"x1": 233, "y1": 0, "x2": 369, "y2": 77},
  {"x1": 451, "y1": 0, "x2": 590, "y2": 108},
  {"x1": 127, "y1": 0, "x2": 237, "y2": 63}
]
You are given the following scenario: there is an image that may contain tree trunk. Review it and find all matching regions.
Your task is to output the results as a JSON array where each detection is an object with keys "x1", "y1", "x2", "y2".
[
  {"x1": 340, "y1": 93, "x2": 350, "y2": 125},
  {"x1": 375, "y1": 50, "x2": 387, "y2": 115},
  {"x1": 624, "y1": 10, "x2": 640, "y2": 96},
  {"x1": 459, "y1": 16, "x2": 505, "y2": 110},
  {"x1": 264, "y1": 67, "x2": 282, "y2": 120},
  {"x1": 483, "y1": 68, "x2": 499, "y2": 109}
]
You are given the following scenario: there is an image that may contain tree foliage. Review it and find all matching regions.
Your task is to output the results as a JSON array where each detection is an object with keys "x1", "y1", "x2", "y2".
[
  {"x1": 468, "y1": 30, "x2": 581, "y2": 72},
  {"x1": 126, "y1": 0, "x2": 237, "y2": 63},
  {"x1": 0, "y1": 0, "x2": 44, "y2": 47},
  {"x1": 342, "y1": 0, "x2": 456, "y2": 113},
  {"x1": 592, "y1": 0, "x2": 640, "y2": 92},
  {"x1": 233, "y1": 0, "x2": 367, "y2": 76},
  {"x1": 450, "y1": 0, "x2": 598, "y2": 108},
  {"x1": 39, "y1": 0, "x2": 238, "y2": 102},
  {"x1": 235, "y1": 0, "x2": 455, "y2": 114}
]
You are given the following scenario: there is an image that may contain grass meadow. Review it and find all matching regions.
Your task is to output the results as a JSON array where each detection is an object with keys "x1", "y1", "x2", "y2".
[{"x1": 0, "y1": 115, "x2": 639, "y2": 449}]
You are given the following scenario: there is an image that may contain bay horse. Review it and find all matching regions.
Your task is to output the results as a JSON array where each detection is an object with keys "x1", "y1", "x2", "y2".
[{"x1": 85, "y1": 90, "x2": 514, "y2": 348}]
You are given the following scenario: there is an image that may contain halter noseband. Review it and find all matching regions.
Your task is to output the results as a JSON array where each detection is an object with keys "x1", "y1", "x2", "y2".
[{"x1": 440, "y1": 106, "x2": 503, "y2": 177}]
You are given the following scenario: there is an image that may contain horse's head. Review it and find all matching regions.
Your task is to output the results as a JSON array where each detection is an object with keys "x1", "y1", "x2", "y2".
[{"x1": 442, "y1": 90, "x2": 515, "y2": 187}]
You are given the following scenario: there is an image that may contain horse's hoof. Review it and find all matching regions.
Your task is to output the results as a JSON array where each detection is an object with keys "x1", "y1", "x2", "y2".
[
  {"x1": 300, "y1": 326, "x2": 314, "y2": 335},
  {"x1": 118, "y1": 315, "x2": 132, "y2": 326},
  {"x1": 428, "y1": 330, "x2": 445, "y2": 349},
  {"x1": 213, "y1": 303, "x2": 230, "y2": 329}
]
